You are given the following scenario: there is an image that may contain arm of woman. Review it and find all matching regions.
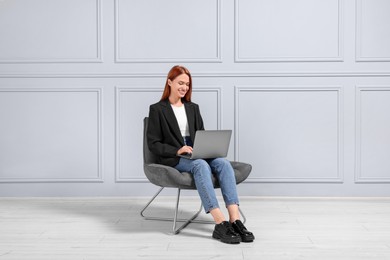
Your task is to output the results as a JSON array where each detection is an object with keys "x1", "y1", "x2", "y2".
[{"x1": 147, "y1": 105, "x2": 180, "y2": 157}]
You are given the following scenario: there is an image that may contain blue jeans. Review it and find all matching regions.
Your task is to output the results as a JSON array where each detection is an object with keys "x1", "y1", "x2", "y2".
[{"x1": 174, "y1": 157, "x2": 240, "y2": 213}]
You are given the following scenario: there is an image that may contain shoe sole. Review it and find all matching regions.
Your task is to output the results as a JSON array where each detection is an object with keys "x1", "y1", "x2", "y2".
[
  {"x1": 241, "y1": 236, "x2": 255, "y2": 243},
  {"x1": 212, "y1": 232, "x2": 241, "y2": 244}
]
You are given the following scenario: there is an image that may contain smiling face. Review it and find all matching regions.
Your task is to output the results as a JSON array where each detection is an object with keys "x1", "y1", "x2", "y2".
[
  {"x1": 168, "y1": 73, "x2": 190, "y2": 101},
  {"x1": 160, "y1": 65, "x2": 193, "y2": 102}
]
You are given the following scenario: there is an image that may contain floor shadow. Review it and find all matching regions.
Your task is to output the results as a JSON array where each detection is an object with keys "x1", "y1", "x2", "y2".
[{"x1": 31, "y1": 198, "x2": 215, "y2": 238}]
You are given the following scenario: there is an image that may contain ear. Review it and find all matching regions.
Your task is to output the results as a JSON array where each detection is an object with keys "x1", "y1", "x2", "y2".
[{"x1": 168, "y1": 79, "x2": 172, "y2": 86}]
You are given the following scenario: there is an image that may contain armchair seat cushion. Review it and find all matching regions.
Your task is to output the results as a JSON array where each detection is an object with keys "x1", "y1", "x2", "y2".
[{"x1": 144, "y1": 161, "x2": 251, "y2": 190}]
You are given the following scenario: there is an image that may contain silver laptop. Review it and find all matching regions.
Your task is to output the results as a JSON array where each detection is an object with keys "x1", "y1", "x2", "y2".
[{"x1": 179, "y1": 130, "x2": 232, "y2": 159}]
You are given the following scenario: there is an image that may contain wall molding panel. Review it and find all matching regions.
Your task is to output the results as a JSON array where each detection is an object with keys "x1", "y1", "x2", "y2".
[
  {"x1": 114, "y1": 0, "x2": 221, "y2": 63},
  {"x1": 356, "y1": 0, "x2": 390, "y2": 62},
  {"x1": 0, "y1": 0, "x2": 102, "y2": 63},
  {"x1": 235, "y1": 86, "x2": 343, "y2": 183},
  {"x1": 355, "y1": 86, "x2": 390, "y2": 183},
  {"x1": 115, "y1": 87, "x2": 162, "y2": 183},
  {"x1": 0, "y1": 88, "x2": 103, "y2": 183},
  {"x1": 235, "y1": 0, "x2": 343, "y2": 62}
]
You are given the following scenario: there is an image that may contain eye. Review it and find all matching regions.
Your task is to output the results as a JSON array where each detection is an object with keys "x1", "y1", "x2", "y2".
[{"x1": 178, "y1": 81, "x2": 190, "y2": 87}]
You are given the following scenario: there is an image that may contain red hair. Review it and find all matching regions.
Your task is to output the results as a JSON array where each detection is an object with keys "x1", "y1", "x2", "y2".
[{"x1": 161, "y1": 65, "x2": 192, "y2": 102}]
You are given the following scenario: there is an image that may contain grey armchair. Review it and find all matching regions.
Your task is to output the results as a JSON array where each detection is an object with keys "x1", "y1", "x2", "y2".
[{"x1": 140, "y1": 117, "x2": 252, "y2": 234}]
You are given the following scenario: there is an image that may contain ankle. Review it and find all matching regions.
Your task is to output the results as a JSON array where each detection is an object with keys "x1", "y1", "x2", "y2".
[
  {"x1": 230, "y1": 218, "x2": 240, "y2": 223},
  {"x1": 210, "y1": 208, "x2": 225, "y2": 224}
]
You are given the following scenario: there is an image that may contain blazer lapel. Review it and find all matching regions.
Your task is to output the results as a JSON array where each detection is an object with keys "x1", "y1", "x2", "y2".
[
  {"x1": 184, "y1": 102, "x2": 196, "y2": 141},
  {"x1": 161, "y1": 100, "x2": 184, "y2": 145}
]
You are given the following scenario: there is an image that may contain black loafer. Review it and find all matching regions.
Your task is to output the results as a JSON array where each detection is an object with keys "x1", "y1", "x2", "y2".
[
  {"x1": 212, "y1": 221, "x2": 241, "y2": 244},
  {"x1": 231, "y1": 220, "x2": 255, "y2": 242}
]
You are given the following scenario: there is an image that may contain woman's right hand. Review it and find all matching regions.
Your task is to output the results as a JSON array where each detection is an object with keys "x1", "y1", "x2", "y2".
[{"x1": 177, "y1": 145, "x2": 193, "y2": 155}]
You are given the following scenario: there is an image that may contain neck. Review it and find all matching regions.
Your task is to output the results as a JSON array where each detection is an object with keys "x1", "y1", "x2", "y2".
[{"x1": 169, "y1": 96, "x2": 183, "y2": 106}]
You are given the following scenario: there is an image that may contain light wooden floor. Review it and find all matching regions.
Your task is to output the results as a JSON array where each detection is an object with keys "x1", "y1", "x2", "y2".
[{"x1": 1, "y1": 196, "x2": 390, "y2": 260}]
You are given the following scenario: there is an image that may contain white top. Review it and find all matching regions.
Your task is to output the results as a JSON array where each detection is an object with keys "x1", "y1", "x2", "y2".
[{"x1": 171, "y1": 105, "x2": 190, "y2": 137}]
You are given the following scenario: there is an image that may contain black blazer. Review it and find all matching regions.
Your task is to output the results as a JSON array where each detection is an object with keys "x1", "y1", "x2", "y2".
[{"x1": 147, "y1": 99, "x2": 204, "y2": 167}]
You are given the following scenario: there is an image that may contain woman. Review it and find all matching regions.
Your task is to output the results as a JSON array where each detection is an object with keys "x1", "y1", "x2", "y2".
[{"x1": 147, "y1": 65, "x2": 254, "y2": 244}]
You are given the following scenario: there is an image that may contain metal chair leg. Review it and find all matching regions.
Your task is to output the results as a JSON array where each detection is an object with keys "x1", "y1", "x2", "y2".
[
  {"x1": 140, "y1": 187, "x2": 211, "y2": 234},
  {"x1": 239, "y1": 206, "x2": 247, "y2": 224},
  {"x1": 172, "y1": 188, "x2": 204, "y2": 234},
  {"x1": 140, "y1": 187, "x2": 248, "y2": 234},
  {"x1": 140, "y1": 187, "x2": 165, "y2": 220}
]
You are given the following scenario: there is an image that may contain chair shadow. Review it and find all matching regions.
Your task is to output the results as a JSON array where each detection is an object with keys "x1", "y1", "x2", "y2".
[
  {"x1": 36, "y1": 198, "x2": 214, "y2": 239},
  {"x1": 122, "y1": 203, "x2": 214, "y2": 239}
]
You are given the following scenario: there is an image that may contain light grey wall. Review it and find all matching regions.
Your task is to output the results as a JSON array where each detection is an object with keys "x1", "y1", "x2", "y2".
[{"x1": 1, "y1": 0, "x2": 390, "y2": 196}]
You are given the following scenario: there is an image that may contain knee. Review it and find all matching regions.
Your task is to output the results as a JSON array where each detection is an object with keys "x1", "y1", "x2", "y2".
[
  {"x1": 213, "y1": 158, "x2": 233, "y2": 171},
  {"x1": 214, "y1": 158, "x2": 230, "y2": 166},
  {"x1": 192, "y1": 159, "x2": 211, "y2": 173}
]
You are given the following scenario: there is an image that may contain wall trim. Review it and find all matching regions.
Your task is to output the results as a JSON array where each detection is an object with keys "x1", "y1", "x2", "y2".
[
  {"x1": 114, "y1": 0, "x2": 222, "y2": 63},
  {"x1": 0, "y1": 88, "x2": 103, "y2": 183},
  {"x1": 234, "y1": 0, "x2": 344, "y2": 62},
  {"x1": 355, "y1": 0, "x2": 390, "y2": 62},
  {"x1": 235, "y1": 85, "x2": 344, "y2": 183},
  {"x1": 114, "y1": 87, "x2": 161, "y2": 183},
  {"x1": 2, "y1": 71, "x2": 390, "y2": 79},
  {"x1": 355, "y1": 85, "x2": 390, "y2": 183},
  {"x1": 0, "y1": 0, "x2": 103, "y2": 64}
]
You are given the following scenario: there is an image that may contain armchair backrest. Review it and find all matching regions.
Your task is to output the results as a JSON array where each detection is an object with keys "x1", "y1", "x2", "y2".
[{"x1": 143, "y1": 117, "x2": 158, "y2": 165}]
